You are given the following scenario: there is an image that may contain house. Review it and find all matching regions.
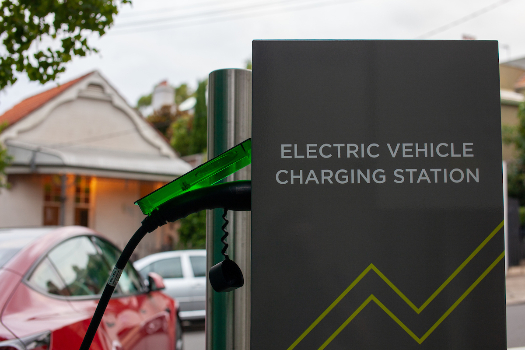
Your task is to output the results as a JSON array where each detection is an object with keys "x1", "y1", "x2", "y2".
[
  {"x1": 500, "y1": 57, "x2": 525, "y2": 161},
  {"x1": 0, "y1": 71, "x2": 192, "y2": 258}
]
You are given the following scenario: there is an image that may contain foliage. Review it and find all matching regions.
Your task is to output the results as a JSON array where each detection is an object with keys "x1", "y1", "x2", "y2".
[
  {"x1": 245, "y1": 59, "x2": 252, "y2": 70},
  {"x1": 169, "y1": 79, "x2": 207, "y2": 157},
  {"x1": 175, "y1": 83, "x2": 192, "y2": 106},
  {"x1": 170, "y1": 114, "x2": 192, "y2": 156},
  {"x1": 146, "y1": 105, "x2": 184, "y2": 138},
  {"x1": 506, "y1": 102, "x2": 525, "y2": 206},
  {"x1": 191, "y1": 79, "x2": 207, "y2": 154},
  {"x1": 520, "y1": 207, "x2": 525, "y2": 227},
  {"x1": 177, "y1": 210, "x2": 206, "y2": 249},
  {"x1": 170, "y1": 80, "x2": 208, "y2": 248},
  {"x1": 136, "y1": 93, "x2": 152, "y2": 108},
  {"x1": 0, "y1": 0, "x2": 130, "y2": 90},
  {"x1": 0, "y1": 122, "x2": 13, "y2": 190}
]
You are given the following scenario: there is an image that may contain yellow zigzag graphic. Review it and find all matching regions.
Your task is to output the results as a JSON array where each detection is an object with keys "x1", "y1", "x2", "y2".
[{"x1": 287, "y1": 221, "x2": 504, "y2": 350}]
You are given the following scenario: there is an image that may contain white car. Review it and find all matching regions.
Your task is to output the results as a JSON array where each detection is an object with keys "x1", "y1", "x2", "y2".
[{"x1": 134, "y1": 250, "x2": 206, "y2": 321}]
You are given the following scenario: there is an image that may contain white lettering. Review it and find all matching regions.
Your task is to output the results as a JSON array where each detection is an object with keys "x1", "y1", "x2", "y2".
[
  {"x1": 463, "y1": 143, "x2": 474, "y2": 157},
  {"x1": 305, "y1": 170, "x2": 319, "y2": 184},
  {"x1": 319, "y1": 144, "x2": 332, "y2": 158},
  {"x1": 276, "y1": 170, "x2": 288, "y2": 184},
  {"x1": 321, "y1": 170, "x2": 334, "y2": 184},
  {"x1": 368, "y1": 144, "x2": 380, "y2": 158},
  {"x1": 403, "y1": 143, "x2": 413, "y2": 157},
  {"x1": 281, "y1": 144, "x2": 292, "y2": 158},
  {"x1": 335, "y1": 169, "x2": 348, "y2": 184},
  {"x1": 306, "y1": 144, "x2": 317, "y2": 158}
]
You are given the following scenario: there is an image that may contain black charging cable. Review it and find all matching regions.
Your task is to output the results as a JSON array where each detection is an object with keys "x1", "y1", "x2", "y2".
[{"x1": 79, "y1": 180, "x2": 251, "y2": 350}]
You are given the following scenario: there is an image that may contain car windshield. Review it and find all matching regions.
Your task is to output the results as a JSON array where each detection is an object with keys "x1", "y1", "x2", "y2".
[{"x1": 0, "y1": 228, "x2": 55, "y2": 268}]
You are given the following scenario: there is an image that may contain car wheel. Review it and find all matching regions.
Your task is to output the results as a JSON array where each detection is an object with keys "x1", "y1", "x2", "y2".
[{"x1": 176, "y1": 316, "x2": 184, "y2": 350}]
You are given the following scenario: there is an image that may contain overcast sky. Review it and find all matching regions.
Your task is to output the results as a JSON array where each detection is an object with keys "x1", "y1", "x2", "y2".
[{"x1": 0, "y1": 0, "x2": 524, "y2": 115}]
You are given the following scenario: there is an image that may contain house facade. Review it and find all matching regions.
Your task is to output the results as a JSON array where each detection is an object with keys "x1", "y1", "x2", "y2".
[{"x1": 0, "y1": 71, "x2": 192, "y2": 258}]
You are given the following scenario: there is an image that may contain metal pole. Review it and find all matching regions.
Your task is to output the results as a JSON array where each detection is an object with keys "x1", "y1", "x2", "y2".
[{"x1": 206, "y1": 69, "x2": 252, "y2": 350}]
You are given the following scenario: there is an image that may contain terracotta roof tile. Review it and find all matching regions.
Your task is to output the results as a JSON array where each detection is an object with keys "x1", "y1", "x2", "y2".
[{"x1": 0, "y1": 72, "x2": 93, "y2": 127}]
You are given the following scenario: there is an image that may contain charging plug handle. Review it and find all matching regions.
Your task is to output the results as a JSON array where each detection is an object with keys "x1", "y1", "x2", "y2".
[
  {"x1": 143, "y1": 180, "x2": 251, "y2": 232},
  {"x1": 79, "y1": 180, "x2": 251, "y2": 350}
]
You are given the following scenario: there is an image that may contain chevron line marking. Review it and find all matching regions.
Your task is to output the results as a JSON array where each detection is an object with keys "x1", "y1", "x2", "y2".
[
  {"x1": 287, "y1": 221, "x2": 504, "y2": 350},
  {"x1": 318, "y1": 251, "x2": 504, "y2": 348}
]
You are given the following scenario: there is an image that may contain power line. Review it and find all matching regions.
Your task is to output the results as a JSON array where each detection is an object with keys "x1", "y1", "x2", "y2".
[
  {"x1": 114, "y1": 0, "x2": 313, "y2": 28},
  {"x1": 415, "y1": 0, "x2": 513, "y2": 39},
  {"x1": 119, "y1": 0, "x2": 257, "y2": 18},
  {"x1": 110, "y1": 0, "x2": 360, "y2": 35}
]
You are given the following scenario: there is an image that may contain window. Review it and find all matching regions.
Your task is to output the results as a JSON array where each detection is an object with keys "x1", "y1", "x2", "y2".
[
  {"x1": 138, "y1": 264, "x2": 152, "y2": 279},
  {"x1": 92, "y1": 237, "x2": 142, "y2": 295},
  {"x1": 190, "y1": 256, "x2": 206, "y2": 277},
  {"x1": 47, "y1": 237, "x2": 109, "y2": 296},
  {"x1": 42, "y1": 175, "x2": 63, "y2": 226},
  {"x1": 74, "y1": 176, "x2": 91, "y2": 227},
  {"x1": 152, "y1": 258, "x2": 183, "y2": 279},
  {"x1": 28, "y1": 257, "x2": 70, "y2": 296}
]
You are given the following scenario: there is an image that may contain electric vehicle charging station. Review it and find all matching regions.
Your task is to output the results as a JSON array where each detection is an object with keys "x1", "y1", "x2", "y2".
[
  {"x1": 79, "y1": 40, "x2": 505, "y2": 350},
  {"x1": 250, "y1": 40, "x2": 505, "y2": 350}
]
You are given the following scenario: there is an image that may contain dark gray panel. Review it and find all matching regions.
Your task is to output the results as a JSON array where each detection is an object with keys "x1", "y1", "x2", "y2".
[{"x1": 252, "y1": 40, "x2": 504, "y2": 350}]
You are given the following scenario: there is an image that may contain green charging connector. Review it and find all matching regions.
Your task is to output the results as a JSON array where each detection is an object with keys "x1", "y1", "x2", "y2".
[{"x1": 135, "y1": 138, "x2": 252, "y2": 215}]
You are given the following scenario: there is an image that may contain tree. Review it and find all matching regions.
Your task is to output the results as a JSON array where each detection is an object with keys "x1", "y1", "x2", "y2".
[
  {"x1": 169, "y1": 79, "x2": 207, "y2": 156},
  {"x1": 170, "y1": 115, "x2": 192, "y2": 156},
  {"x1": 504, "y1": 102, "x2": 525, "y2": 211},
  {"x1": 169, "y1": 79, "x2": 208, "y2": 248},
  {"x1": 136, "y1": 93, "x2": 152, "y2": 109},
  {"x1": 0, "y1": 122, "x2": 13, "y2": 190},
  {"x1": 177, "y1": 211, "x2": 206, "y2": 249},
  {"x1": 0, "y1": 0, "x2": 131, "y2": 90},
  {"x1": 190, "y1": 79, "x2": 207, "y2": 154},
  {"x1": 175, "y1": 84, "x2": 192, "y2": 106}
]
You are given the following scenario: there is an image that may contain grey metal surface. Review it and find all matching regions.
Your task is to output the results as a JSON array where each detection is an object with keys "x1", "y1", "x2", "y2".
[{"x1": 206, "y1": 68, "x2": 252, "y2": 350}]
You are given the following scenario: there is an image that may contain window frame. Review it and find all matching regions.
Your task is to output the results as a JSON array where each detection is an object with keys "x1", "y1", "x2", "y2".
[
  {"x1": 148, "y1": 256, "x2": 184, "y2": 280},
  {"x1": 24, "y1": 234, "x2": 147, "y2": 301}
]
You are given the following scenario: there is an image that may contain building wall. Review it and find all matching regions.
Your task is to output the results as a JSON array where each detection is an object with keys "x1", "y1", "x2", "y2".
[
  {"x1": 0, "y1": 174, "x2": 43, "y2": 227},
  {"x1": 92, "y1": 177, "x2": 178, "y2": 259},
  {"x1": 501, "y1": 64, "x2": 525, "y2": 90},
  {"x1": 502, "y1": 103, "x2": 520, "y2": 162},
  {"x1": 0, "y1": 174, "x2": 179, "y2": 259},
  {"x1": 16, "y1": 97, "x2": 160, "y2": 156}
]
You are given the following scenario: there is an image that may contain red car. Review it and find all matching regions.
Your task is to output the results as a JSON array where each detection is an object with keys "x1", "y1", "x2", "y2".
[{"x1": 0, "y1": 226, "x2": 183, "y2": 350}]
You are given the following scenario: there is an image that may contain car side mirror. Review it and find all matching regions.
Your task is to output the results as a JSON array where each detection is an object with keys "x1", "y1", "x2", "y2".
[{"x1": 147, "y1": 272, "x2": 166, "y2": 292}]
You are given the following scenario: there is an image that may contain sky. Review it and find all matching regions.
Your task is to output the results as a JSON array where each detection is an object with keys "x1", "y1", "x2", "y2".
[{"x1": 0, "y1": 0, "x2": 524, "y2": 115}]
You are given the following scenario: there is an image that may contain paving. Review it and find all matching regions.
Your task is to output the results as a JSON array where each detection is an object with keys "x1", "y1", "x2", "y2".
[{"x1": 507, "y1": 265, "x2": 525, "y2": 305}]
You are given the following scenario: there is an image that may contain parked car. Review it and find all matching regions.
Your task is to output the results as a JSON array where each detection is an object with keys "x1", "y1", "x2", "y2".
[
  {"x1": 0, "y1": 226, "x2": 183, "y2": 350},
  {"x1": 134, "y1": 250, "x2": 206, "y2": 321}
]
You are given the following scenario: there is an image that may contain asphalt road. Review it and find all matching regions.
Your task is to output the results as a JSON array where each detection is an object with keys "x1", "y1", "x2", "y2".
[
  {"x1": 508, "y1": 303, "x2": 525, "y2": 349},
  {"x1": 182, "y1": 321, "x2": 205, "y2": 350}
]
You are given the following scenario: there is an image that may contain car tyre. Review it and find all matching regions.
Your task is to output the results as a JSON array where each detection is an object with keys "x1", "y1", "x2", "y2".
[{"x1": 176, "y1": 315, "x2": 184, "y2": 350}]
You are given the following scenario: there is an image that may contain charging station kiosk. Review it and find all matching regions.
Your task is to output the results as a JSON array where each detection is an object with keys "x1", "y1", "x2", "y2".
[
  {"x1": 250, "y1": 40, "x2": 505, "y2": 350},
  {"x1": 80, "y1": 40, "x2": 505, "y2": 350}
]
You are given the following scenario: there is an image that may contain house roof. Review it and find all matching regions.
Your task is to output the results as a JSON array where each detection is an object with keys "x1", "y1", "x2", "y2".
[
  {"x1": 0, "y1": 72, "x2": 93, "y2": 126},
  {"x1": 503, "y1": 57, "x2": 525, "y2": 70},
  {"x1": 5, "y1": 140, "x2": 191, "y2": 181}
]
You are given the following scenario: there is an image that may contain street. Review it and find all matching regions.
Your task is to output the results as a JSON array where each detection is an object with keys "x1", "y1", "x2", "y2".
[
  {"x1": 182, "y1": 321, "x2": 205, "y2": 350},
  {"x1": 508, "y1": 303, "x2": 525, "y2": 348}
]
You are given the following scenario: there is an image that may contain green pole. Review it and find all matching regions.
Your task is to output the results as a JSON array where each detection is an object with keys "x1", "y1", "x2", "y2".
[{"x1": 206, "y1": 69, "x2": 252, "y2": 350}]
